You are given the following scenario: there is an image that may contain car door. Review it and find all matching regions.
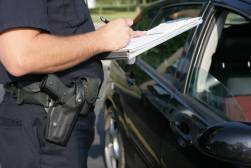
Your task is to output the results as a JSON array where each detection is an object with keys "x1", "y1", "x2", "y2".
[
  {"x1": 134, "y1": 2, "x2": 214, "y2": 168},
  {"x1": 114, "y1": 1, "x2": 209, "y2": 168},
  {"x1": 159, "y1": 2, "x2": 251, "y2": 168}
]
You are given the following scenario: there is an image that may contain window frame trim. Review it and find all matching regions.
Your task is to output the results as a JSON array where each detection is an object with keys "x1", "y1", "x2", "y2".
[{"x1": 183, "y1": 2, "x2": 217, "y2": 94}]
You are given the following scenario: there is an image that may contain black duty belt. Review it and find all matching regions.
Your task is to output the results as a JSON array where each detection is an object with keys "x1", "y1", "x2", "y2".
[
  {"x1": 4, "y1": 82, "x2": 50, "y2": 107},
  {"x1": 4, "y1": 74, "x2": 101, "y2": 145}
]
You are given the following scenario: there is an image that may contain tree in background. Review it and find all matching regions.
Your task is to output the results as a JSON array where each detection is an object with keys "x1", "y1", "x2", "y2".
[{"x1": 95, "y1": 0, "x2": 160, "y2": 5}]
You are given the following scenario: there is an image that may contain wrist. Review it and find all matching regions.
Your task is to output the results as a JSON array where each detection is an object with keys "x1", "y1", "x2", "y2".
[{"x1": 92, "y1": 29, "x2": 111, "y2": 53}]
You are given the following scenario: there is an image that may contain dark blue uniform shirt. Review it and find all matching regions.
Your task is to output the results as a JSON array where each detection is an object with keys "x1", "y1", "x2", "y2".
[{"x1": 0, "y1": 0, "x2": 103, "y2": 86}]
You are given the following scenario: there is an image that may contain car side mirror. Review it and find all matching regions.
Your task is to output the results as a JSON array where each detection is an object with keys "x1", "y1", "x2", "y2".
[{"x1": 197, "y1": 122, "x2": 251, "y2": 166}]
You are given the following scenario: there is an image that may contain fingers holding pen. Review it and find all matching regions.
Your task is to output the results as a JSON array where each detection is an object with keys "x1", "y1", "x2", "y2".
[
  {"x1": 100, "y1": 17, "x2": 144, "y2": 38},
  {"x1": 97, "y1": 18, "x2": 145, "y2": 51},
  {"x1": 122, "y1": 19, "x2": 145, "y2": 38},
  {"x1": 122, "y1": 18, "x2": 145, "y2": 38}
]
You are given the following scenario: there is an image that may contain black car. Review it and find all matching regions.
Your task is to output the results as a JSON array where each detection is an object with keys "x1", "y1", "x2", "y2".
[{"x1": 103, "y1": 0, "x2": 251, "y2": 168}]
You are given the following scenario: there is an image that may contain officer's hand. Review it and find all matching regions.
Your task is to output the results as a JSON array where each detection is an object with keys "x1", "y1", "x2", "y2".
[{"x1": 96, "y1": 18, "x2": 145, "y2": 52}]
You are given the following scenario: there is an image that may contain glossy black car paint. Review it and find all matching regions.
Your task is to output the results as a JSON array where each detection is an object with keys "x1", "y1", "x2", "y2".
[
  {"x1": 104, "y1": 0, "x2": 251, "y2": 168},
  {"x1": 198, "y1": 122, "x2": 251, "y2": 166},
  {"x1": 215, "y1": 0, "x2": 251, "y2": 19}
]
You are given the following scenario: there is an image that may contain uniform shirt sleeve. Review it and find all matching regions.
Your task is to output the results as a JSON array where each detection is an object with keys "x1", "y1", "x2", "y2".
[{"x1": 0, "y1": 0, "x2": 49, "y2": 32}]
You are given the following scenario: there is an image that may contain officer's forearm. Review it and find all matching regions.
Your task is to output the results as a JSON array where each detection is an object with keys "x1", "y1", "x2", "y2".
[
  {"x1": 0, "y1": 19, "x2": 143, "y2": 77},
  {"x1": 27, "y1": 31, "x2": 106, "y2": 73},
  {"x1": 0, "y1": 29, "x2": 106, "y2": 77}
]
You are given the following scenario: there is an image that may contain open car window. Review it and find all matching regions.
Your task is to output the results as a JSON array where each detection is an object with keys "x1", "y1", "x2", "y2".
[
  {"x1": 189, "y1": 67, "x2": 246, "y2": 121},
  {"x1": 189, "y1": 9, "x2": 251, "y2": 122}
]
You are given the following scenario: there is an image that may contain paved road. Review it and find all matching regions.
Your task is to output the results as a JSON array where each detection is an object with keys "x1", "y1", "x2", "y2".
[
  {"x1": 88, "y1": 24, "x2": 107, "y2": 168},
  {"x1": 88, "y1": 60, "x2": 111, "y2": 168},
  {"x1": 88, "y1": 100, "x2": 106, "y2": 168}
]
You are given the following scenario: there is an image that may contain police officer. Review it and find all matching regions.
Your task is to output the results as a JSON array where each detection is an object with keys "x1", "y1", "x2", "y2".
[{"x1": 0, "y1": 0, "x2": 144, "y2": 168}]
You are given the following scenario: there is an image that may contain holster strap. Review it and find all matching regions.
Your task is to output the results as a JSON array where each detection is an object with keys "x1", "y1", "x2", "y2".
[{"x1": 4, "y1": 83, "x2": 50, "y2": 107}]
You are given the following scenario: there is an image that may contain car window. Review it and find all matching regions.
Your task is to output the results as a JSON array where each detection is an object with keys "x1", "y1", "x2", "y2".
[
  {"x1": 189, "y1": 10, "x2": 251, "y2": 122},
  {"x1": 189, "y1": 67, "x2": 246, "y2": 121},
  {"x1": 149, "y1": 5, "x2": 202, "y2": 29},
  {"x1": 133, "y1": 2, "x2": 162, "y2": 30},
  {"x1": 116, "y1": 60, "x2": 152, "y2": 87},
  {"x1": 225, "y1": 13, "x2": 249, "y2": 26},
  {"x1": 138, "y1": 4, "x2": 204, "y2": 88}
]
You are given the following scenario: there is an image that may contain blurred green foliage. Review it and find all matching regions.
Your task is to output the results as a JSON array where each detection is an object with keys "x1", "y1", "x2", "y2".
[
  {"x1": 91, "y1": 11, "x2": 137, "y2": 23},
  {"x1": 96, "y1": 0, "x2": 159, "y2": 5},
  {"x1": 90, "y1": 0, "x2": 162, "y2": 22},
  {"x1": 96, "y1": 0, "x2": 132, "y2": 4}
]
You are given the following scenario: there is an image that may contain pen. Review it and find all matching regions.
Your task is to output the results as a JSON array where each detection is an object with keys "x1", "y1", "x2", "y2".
[{"x1": 100, "y1": 16, "x2": 110, "y2": 24}]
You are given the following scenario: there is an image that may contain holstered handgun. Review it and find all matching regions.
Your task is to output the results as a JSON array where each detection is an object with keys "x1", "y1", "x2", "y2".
[{"x1": 41, "y1": 74, "x2": 101, "y2": 145}]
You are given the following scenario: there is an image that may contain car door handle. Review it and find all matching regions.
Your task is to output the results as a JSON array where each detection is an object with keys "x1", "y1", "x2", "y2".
[
  {"x1": 170, "y1": 112, "x2": 207, "y2": 147},
  {"x1": 171, "y1": 120, "x2": 192, "y2": 147}
]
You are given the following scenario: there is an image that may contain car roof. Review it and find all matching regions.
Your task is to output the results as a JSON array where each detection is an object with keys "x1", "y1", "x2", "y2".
[
  {"x1": 159, "y1": 0, "x2": 251, "y2": 18},
  {"x1": 214, "y1": 0, "x2": 251, "y2": 17}
]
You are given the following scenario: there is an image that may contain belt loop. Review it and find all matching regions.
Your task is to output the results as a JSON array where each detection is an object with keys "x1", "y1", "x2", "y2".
[{"x1": 4, "y1": 83, "x2": 18, "y2": 97}]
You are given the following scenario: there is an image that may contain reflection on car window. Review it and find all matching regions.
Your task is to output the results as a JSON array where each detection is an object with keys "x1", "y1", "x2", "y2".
[
  {"x1": 117, "y1": 60, "x2": 152, "y2": 87},
  {"x1": 139, "y1": 5, "x2": 203, "y2": 88},
  {"x1": 149, "y1": 5, "x2": 202, "y2": 28}
]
